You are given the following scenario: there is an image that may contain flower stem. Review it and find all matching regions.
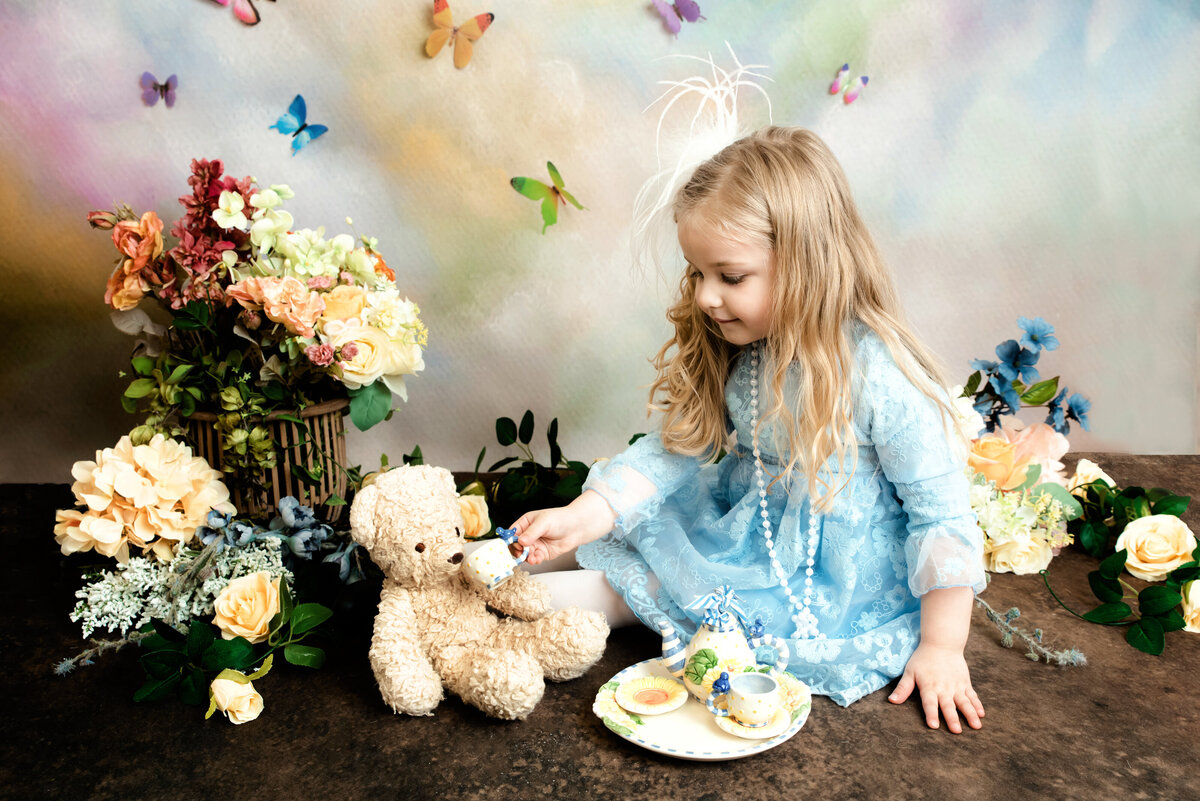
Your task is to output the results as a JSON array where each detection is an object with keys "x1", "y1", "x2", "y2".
[
  {"x1": 55, "y1": 631, "x2": 153, "y2": 675},
  {"x1": 973, "y1": 596, "x2": 1086, "y2": 666},
  {"x1": 1039, "y1": 569, "x2": 1130, "y2": 626}
]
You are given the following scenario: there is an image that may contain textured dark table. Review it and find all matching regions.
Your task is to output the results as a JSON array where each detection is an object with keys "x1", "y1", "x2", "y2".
[{"x1": 4, "y1": 454, "x2": 1198, "y2": 801}]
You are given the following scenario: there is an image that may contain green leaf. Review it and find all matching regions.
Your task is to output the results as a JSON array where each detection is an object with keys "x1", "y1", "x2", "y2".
[
  {"x1": 1031, "y1": 482, "x2": 1083, "y2": 520},
  {"x1": 201, "y1": 637, "x2": 257, "y2": 672},
  {"x1": 1125, "y1": 617, "x2": 1165, "y2": 655},
  {"x1": 1099, "y1": 549, "x2": 1128, "y2": 581},
  {"x1": 152, "y1": 619, "x2": 186, "y2": 642},
  {"x1": 166, "y1": 364, "x2": 193, "y2": 384},
  {"x1": 348, "y1": 381, "x2": 392, "y2": 431},
  {"x1": 1087, "y1": 571, "x2": 1124, "y2": 604},
  {"x1": 179, "y1": 392, "x2": 196, "y2": 417},
  {"x1": 133, "y1": 672, "x2": 181, "y2": 703},
  {"x1": 496, "y1": 417, "x2": 517, "y2": 446},
  {"x1": 1019, "y1": 377, "x2": 1059, "y2": 406},
  {"x1": 1159, "y1": 609, "x2": 1187, "y2": 633},
  {"x1": 172, "y1": 316, "x2": 202, "y2": 331},
  {"x1": 963, "y1": 371, "x2": 981, "y2": 397},
  {"x1": 474, "y1": 447, "x2": 486, "y2": 474},
  {"x1": 140, "y1": 649, "x2": 188, "y2": 679},
  {"x1": 291, "y1": 462, "x2": 322, "y2": 486},
  {"x1": 185, "y1": 622, "x2": 216, "y2": 660},
  {"x1": 1150, "y1": 494, "x2": 1190, "y2": 517},
  {"x1": 131, "y1": 356, "x2": 156, "y2": 376},
  {"x1": 684, "y1": 648, "x2": 718, "y2": 686},
  {"x1": 1137, "y1": 586, "x2": 1182, "y2": 617},
  {"x1": 289, "y1": 603, "x2": 333, "y2": 636},
  {"x1": 1079, "y1": 520, "x2": 1110, "y2": 557},
  {"x1": 324, "y1": 494, "x2": 347, "y2": 507},
  {"x1": 628, "y1": 433, "x2": 647, "y2": 446},
  {"x1": 403, "y1": 445, "x2": 424, "y2": 465},
  {"x1": 548, "y1": 417, "x2": 562, "y2": 467},
  {"x1": 553, "y1": 473, "x2": 583, "y2": 500},
  {"x1": 120, "y1": 395, "x2": 139, "y2": 414},
  {"x1": 140, "y1": 633, "x2": 181, "y2": 653},
  {"x1": 247, "y1": 654, "x2": 274, "y2": 681},
  {"x1": 487, "y1": 456, "x2": 519, "y2": 472},
  {"x1": 1014, "y1": 463, "x2": 1042, "y2": 492},
  {"x1": 1081, "y1": 602, "x2": 1133, "y2": 624},
  {"x1": 284, "y1": 644, "x2": 326, "y2": 669},
  {"x1": 1167, "y1": 562, "x2": 1200, "y2": 586},
  {"x1": 179, "y1": 669, "x2": 207, "y2": 707},
  {"x1": 262, "y1": 382, "x2": 286, "y2": 402},
  {"x1": 518, "y1": 410, "x2": 535, "y2": 444},
  {"x1": 124, "y1": 378, "x2": 157, "y2": 399}
]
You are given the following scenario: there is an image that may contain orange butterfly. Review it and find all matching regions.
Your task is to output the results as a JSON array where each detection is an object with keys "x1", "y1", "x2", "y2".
[{"x1": 425, "y1": 0, "x2": 494, "y2": 69}]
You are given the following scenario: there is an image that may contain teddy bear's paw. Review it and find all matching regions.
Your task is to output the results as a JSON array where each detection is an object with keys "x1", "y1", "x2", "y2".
[
  {"x1": 462, "y1": 648, "x2": 545, "y2": 720},
  {"x1": 537, "y1": 608, "x2": 610, "y2": 681}
]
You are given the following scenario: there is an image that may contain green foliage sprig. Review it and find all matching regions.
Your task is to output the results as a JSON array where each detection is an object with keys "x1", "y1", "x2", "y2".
[{"x1": 1068, "y1": 480, "x2": 1191, "y2": 557}]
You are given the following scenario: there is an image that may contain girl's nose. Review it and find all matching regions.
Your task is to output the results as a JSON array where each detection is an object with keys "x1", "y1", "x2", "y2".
[{"x1": 695, "y1": 279, "x2": 719, "y2": 311}]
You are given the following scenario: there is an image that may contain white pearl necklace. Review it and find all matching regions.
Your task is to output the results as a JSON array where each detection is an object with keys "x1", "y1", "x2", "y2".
[{"x1": 749, "y1": 343, "x2": 824, "y2": 640}]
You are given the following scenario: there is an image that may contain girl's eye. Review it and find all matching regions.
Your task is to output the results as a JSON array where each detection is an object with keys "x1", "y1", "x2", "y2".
[
  {"x1": 688, "y1": 270, "x2": 702, "y2": 281},
  {"x1": 722, "y1": 275, "x2": 745, "y2": 285}
]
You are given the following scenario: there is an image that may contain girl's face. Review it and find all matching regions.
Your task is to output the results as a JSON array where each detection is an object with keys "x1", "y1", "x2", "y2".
[{"x1": 678, "y1": 215, "x2": 774, "y2": 346}]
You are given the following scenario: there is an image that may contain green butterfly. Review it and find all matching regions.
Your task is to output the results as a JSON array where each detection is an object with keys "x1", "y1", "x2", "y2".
[{"x1": 510, "y1": 162, "x2": 585, "y2": 234}]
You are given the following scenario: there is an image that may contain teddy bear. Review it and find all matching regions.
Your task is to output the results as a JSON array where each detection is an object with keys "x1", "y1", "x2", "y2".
[{"x1": 349, "y1": 464, "x2": 610, "y2": 720}]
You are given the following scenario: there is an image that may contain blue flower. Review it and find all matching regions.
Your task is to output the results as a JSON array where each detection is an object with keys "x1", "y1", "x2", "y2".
[
  {"x1": 275, "y1": 496, "x2": 318, "y2": 531},
  {"x1": 206, "y1": 509, "x2": 233, "y2": 529},
  {"x1": 1045, "y1": 388, "x2": 1069, "y2": 434},
  {"x1": 987, "y1": 373, "x2": 1022, "y2": 412},
  {"x1": 324, "y1": 542, "x2": 364, "y2": 583},
  {"x1": 1018, "y1": 317, "x2": 1059, "y2": 354},
  {"x1": 1067, "y1": 393, "x2": 1091, "y2": 432},
  {"x1": 994, "y1": 340, "x2": 1040, "y2": 384},
  {"x1": 970, "y1": 359, "x2": 999, "y2": 374}
]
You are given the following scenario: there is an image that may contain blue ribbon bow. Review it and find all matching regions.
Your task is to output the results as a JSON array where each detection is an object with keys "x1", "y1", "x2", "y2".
[{"x1": 685, "y1": 584, "x2": 753, "y2": 631}]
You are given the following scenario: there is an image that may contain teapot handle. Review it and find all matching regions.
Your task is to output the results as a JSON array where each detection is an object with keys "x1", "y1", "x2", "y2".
[{"x1": 749, "y1": 632, "x2": 790, "y2": 673}]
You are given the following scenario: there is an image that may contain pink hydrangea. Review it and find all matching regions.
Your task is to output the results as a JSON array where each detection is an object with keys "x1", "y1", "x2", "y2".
[
  {"x1": 307, "y1": 276, "x2": 334, "y2": 290},
  {"x1": 339, "y1": 342, "x2": 359, "y2": 361}
]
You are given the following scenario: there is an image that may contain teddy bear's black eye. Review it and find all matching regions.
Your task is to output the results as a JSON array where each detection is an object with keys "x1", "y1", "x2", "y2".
[
  {"x1": 415, "y1": 543, "x2": 426, "y2": 553},
  {"x1": 455, "y1": 527, "x2": 461, "y2": 537}
]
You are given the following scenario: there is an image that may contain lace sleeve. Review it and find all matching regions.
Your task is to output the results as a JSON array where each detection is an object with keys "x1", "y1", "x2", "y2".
[
  {"x1": 858, "y1": 333, "x2": 987, "y2": 597},
  {"x1": 582, "y1": 431, "x2": 702, "y2": 536}
]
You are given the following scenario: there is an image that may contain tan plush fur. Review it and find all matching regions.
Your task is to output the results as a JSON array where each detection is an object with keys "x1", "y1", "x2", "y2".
[{"x1": 349, "y1": 465, "x2": 610, "y2": 720}]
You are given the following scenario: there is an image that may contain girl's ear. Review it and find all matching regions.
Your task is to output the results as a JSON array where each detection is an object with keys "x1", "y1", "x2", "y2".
[{"x1": 349, "y1": 483, "x2": 380, "y2": 551}]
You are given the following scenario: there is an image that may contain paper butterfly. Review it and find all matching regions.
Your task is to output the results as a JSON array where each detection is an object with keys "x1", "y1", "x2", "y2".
[
  {"x1": 829, "y1": 64, "x2": 868, "y2": 104},
  {"x1": 207, "y1": 0, "x2": 275, "y2": 25},
  {"x1": 140, "y1": 72, "x2": 177, "y2": 107},
  {"x1": 425, "y1": 0, "x2": 494, "y2": 69},
  {"x1": 652, "y1": 0, "x2": 704, "y2": 36},
  {"x1": 510, "y1": 162, "x2": 585, "y2": 234},
  {"x1": 269, "y1": 95, "x2": 328, "y2": 156}
]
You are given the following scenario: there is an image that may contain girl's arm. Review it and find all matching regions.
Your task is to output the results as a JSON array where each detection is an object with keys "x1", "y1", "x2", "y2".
[
  {"x1": 513, "y1": 489, "x2": 616, "y2": 565},
  {"x1": 887, "y1": 586, "x2": 984, "y2": 733}
]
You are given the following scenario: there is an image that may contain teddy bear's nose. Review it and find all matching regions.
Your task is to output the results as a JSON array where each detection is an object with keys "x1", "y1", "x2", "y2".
[{"x1": 449, "y1": 552, "x2": 464, "y2": 564}]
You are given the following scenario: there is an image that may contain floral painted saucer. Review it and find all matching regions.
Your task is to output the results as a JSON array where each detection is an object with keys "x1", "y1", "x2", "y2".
[
  {"x1": 593, "y1": 658, "x2": 812, "y2": 761},
  {"x1": 712, "y1": 706, "x2": 792, "y2": 740}
]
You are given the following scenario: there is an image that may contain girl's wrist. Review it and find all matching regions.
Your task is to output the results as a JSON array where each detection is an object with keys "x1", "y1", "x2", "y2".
[{"x1": 574, "y1": 489, "x2": 618, "y2": 544}]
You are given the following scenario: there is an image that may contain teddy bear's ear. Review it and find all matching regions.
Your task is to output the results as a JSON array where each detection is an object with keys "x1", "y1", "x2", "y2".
[{"x1": 349, "y1": 482, "x2": 380, "y2": 551}]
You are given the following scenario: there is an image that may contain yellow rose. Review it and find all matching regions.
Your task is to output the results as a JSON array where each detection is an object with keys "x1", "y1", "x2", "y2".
[
  {"x1": 212, "y1": 571, "x2": 281, "y2": 643},
  {"x1": 209, "y1": 676, "x2": 264, "y2": 724},
  {"x1": 1067, "y1": 458, "x2": 1116, "y2": 497},
  {"x1": 458, "y1": 494, "x2": 492, "y2": 539},
  {"x1": 320, "y1": 285, "x2": 368, "y2": 322},
  {"x1": 984, "y1": 530, "x2": 1054, "y2": 575},
  {"x1": 1114, "y1": 515, "x2": 1197, "y2": 582},
  {"x1": 1182, "y1": 581, "x2": 1200, "y2": 634},
  {"x1": 968, "y1": 435, "x2": 1030, "y2": 491}
]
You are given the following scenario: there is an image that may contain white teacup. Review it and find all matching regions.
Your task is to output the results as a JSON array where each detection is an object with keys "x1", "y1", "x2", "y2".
[
  {"x1": 463, "y1": 534, "x2": 528, "y2": 590},
  {"x1": 705, "y1": 671, "x2": 783, "y2": 728}
]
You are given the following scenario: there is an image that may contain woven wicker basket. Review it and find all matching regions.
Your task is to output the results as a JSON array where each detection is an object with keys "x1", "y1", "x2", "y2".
[{"x1": 186, "y1": 398, "x2": 350, "y2": 522}]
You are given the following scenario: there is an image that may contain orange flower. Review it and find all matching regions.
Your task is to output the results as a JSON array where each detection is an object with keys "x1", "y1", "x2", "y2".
[
  {"x1": 370, "y1": 252, "x2": 395, "y2": 282},
  {"x1": 228, "y1": 276, "x2": 325, "y2": 337},
  {"x1": 103, "y1": 212, "x2": 164, "y2": 310},
  {"x1": 968, "y1": 434, "x2": 1031, "y2": 490}
]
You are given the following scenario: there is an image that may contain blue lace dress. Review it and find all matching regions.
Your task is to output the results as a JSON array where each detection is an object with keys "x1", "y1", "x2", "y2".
[{"x1": 576, "y1": 325, "x2": 986, "y2": 706}]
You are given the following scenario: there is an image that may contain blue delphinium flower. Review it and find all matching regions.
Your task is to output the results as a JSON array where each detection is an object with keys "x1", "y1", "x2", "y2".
[
  {"x1": 268, "y1": 497, "x2": 331, "y2": 560},
  {"x1": 1018, "y1": 316, "x2": 1059, "y2": 355},
  {"x1": 277, "y1": 496, "x2": 318, "y2": 530},
  {"x1": 1046, "y1": 388, "x2": 1069, "y2": 434},
  {"x1": 994, "y1": 339, "x2": 1040, "y2": 384},
  {"x1": 1066, "y1": 393, "x2": 1091, "y2": 432}
]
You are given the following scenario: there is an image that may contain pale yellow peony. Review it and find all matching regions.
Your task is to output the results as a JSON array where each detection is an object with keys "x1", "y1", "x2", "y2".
[
  {"x1": 458, "y1": 494, "x2": 491, "y2": 540},
  {"x1": 1114, "y1": 515, "x2": 1197, "y2": 582},
  {"x1": 212, "y1": 571, "x2": 281, "y2": 644},
  {"x1": 984, "y1": 530, "x2": 1054, "y2": 575},
  {"x1": 1181, "y1": 581, "x2": 1200, "y2": 634},
  {"x1": 210, "y1": 676, "x2": 265, "y2": 724},
  {"x1": 54, "y1": 434, "x2": 235, "y2": 562}
]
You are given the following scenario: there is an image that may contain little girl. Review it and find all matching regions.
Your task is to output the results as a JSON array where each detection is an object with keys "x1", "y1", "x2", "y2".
[{"x1": 515, "y1": 126, "x2": 986, "y2": 733}]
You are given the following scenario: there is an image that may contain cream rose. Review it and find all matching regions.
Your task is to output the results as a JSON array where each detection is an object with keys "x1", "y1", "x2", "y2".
[
  {"x1": 1114, "y1": 515, "x2": 1197, "y2": 582},
  {"x1": 212, "y1": 571, "x2": 281, "y2": 643},
  {"x1": 1068, "y1": 458, "x2": 1116, "y2": 497},
  {"x1": 323, "y1": 319, "x2": 393, "y2": 389},
  {"x1": 458, "y1": 494, "x2": 491, "y2": 540},
  {"x1": 984, "y1": 530, "x2": 1054, "y2": 575},
  {"x1": 320, "y1": 284, "x2": 368, "y2": 322},
  {"x1": 1182, "y1": 581, "x2": 1200, "y2": 634},
  {"x1": 209, "y1": 676, "x2": 264, "y2": 724}
]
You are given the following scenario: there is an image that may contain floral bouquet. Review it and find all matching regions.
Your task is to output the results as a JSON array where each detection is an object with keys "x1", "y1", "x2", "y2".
[{"x1": 87, "y1": 158, "x2": 426, "y2": 509}]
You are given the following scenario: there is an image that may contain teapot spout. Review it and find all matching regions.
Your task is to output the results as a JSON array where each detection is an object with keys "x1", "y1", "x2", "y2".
[{"x1": 658, "y1": 620, "x2": 686, "y2": 678}]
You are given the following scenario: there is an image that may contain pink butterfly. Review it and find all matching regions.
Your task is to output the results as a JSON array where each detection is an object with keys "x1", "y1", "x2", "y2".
[
  {"x1": 652, "y1": 0, "x2": 704, "y2": 36},
  {"x1": 829, "y1": 63, "x2": 868, "y2": 104},
  {"x1": 208, "y1": 0, "x2": 275, "y2": 26}
]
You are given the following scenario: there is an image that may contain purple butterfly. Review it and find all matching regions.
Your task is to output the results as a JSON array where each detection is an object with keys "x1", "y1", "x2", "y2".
[
  {"x1": 140, "y1": 73, "x2": 177, "y2": 107},
  {"x1": 652, "y1": 0, "x2": 704, "y2": 36}
]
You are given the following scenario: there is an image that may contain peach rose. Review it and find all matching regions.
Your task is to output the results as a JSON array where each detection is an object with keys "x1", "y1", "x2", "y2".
[
  {"x1": 1002, "y1": 420, "x2": 1069, "y2": 487},
  {"x1": 968, "y1": 434, "x2": 1031, "y2": 491},
  {"x1": 1068, "y1": 458, "x2": 1116, "y2": 498},
  {"x1": 458, "y1": 494, "x2": 491, "y2": 540},
  {"x1": 212, "y1": 571, "x2": 281, "y2": 643},
  {"x1": 209, "y1": 676, "x2": 264, "y2": 724},
  {"x1": 320, "y1": 285, "x2": 368, "y2": 322},
  {"x1": 984, "y1": 530, "x2": 1054, "y2": 575},
  {"x1": 1114, "y1": 515, "x2": 1198, "y2": 582},
  {"x1": 228, "y1": 277, "x2": 325, "y2": 337},
  {"x1": 1182, "y1": 581, "x2": 1200, "y2": 634},
  {"x1": 112, "y1": 211, "x2": 164, "y2": 267}
]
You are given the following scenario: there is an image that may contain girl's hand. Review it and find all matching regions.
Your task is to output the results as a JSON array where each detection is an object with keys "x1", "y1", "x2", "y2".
[
  {"x1": 888, "y1": 642, "x2": 984, "y2": 733},
  {"x1": 513, "y1": 490, "x2": 616, "y2": 565}
]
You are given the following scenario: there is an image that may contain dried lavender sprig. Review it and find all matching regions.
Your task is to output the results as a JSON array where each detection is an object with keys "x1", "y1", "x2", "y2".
[
  {"x1": 974, "y1": 595, "x2": 1087, "y2": 667},
  {"x1": 54, "y1": 630, "x2": 153, "y2": 676}
]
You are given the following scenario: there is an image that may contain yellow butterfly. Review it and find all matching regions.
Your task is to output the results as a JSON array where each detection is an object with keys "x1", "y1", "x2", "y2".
[{"x1": 425, "y1": 0, "x2": 494, "y2": 70}]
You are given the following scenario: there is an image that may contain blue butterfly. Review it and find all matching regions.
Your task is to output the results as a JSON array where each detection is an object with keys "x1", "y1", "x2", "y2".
[{"x1": 269, "y1": 95, "x2": 328, "y2": 155}]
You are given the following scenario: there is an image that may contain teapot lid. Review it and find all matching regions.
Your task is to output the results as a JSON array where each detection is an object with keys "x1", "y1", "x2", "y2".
[{"x1": 685, "y1": 584, "x2": 752, "y2": 632}]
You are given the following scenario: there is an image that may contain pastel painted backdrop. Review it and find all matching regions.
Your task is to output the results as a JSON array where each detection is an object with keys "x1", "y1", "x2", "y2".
[{"x1": 2, "y1": 0, "x2": 1197, "y2": 485}]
